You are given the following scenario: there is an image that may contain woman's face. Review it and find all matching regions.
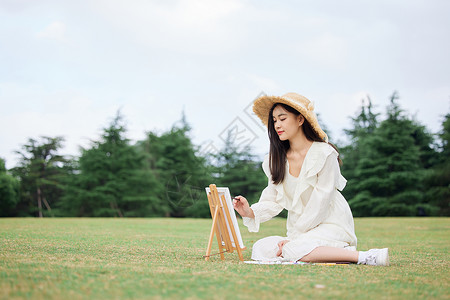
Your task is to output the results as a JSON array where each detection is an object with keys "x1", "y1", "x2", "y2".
[{"x1": 272, "y1": 105, "x2": 304, "y2": 141}]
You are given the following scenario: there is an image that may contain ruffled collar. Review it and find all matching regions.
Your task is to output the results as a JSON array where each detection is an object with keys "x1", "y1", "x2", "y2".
[{"x1": 262, "y1": 142, "x2": 346, "y2": 214}]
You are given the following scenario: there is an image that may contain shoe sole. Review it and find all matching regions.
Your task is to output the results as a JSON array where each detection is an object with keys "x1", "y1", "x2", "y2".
[{"x1": 379, "y1": 248, "x2": 389, "y2": 266}]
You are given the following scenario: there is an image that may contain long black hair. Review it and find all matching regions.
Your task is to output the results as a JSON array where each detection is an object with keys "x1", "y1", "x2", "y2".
[{"x1": 267, "y1": 103, "x2": 341, "y2": 184}]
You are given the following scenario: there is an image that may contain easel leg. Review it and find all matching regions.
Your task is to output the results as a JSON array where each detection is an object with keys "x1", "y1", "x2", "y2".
[
  {"x1": 221, "y1": 195, "x2": 244, "y2": 261},
  {"x1": 205, "y1": 206, "x2": 220, "y2": 261}
]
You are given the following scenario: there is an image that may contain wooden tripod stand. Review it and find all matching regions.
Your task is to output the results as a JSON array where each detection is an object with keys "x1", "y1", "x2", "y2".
[{"x1": 204, "y1": 184, "x2": 245, "y2": 261}]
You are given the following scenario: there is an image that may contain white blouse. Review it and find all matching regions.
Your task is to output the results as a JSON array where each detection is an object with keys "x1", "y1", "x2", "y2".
[{"x1": 243, "y1": 142, "x2": 357, "y2": 259}]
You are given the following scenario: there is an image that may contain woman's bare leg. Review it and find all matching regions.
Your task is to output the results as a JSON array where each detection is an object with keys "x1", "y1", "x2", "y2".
[{"x1": 299, "y1": 246, "x2": 359, "y2": 263}]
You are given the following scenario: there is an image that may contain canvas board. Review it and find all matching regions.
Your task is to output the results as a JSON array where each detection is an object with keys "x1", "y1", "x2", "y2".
[{"x1": 205, "y1": 187, "x2": 245, "y2": 249}]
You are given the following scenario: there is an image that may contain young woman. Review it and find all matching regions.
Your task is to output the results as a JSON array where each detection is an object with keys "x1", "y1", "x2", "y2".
[{"x1": 233, "y1": 92, "x2": 389, "y2": 266}]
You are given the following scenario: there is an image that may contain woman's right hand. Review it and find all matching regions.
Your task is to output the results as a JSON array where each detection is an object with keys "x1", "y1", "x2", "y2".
[
  {"x1": 276, "y1": 240, "x2": 289, "y2": 257},
  {"x1": 233, "y1": 196, "x2": 255, "y2": 218}
]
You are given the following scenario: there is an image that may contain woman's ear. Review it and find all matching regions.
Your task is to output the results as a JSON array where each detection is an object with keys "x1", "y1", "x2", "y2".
[{"x1": 298, "y1": 115, "x2": 305, "y2": 126}]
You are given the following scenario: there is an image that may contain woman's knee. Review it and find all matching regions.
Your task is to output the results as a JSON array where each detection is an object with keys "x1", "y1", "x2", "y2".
[{"x1": 251, "y1": 236, "x2": 285, "y2": 260}]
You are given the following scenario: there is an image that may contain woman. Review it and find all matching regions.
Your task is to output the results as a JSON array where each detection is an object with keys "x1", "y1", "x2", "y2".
[{"x1": 233, "y1": 92, "x2": 389, "y2": 266}]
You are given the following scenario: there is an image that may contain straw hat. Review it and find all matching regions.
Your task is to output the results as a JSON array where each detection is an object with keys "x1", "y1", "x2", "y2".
[{"x1": 252, "y1": 92, "x2": 328, "y2": 142}]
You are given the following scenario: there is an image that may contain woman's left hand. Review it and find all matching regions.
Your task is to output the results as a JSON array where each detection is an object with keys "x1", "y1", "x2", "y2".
[{"x1": 276, "y1": 240, "x2": 289, "y2": 257}]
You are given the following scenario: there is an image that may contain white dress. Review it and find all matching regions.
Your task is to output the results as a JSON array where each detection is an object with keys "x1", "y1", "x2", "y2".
[{"x1": 243, "y1": 142, "x2": 357, "y2": 261}]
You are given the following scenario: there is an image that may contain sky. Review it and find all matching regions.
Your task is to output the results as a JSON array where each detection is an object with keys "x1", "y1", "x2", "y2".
[{"x1": 1, "y1": 0, "x2": 449, "y2": 169}]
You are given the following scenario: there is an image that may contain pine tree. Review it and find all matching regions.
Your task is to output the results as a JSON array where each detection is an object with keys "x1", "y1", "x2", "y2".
[
  {"x1": 11, "y1": 137, "x2": 67, "y2": 217},
  {"x1": 341, "y1": 95, "x2": 379, "y2": 202},
  {"x1": 344, "y1": 95, "x2": 379, "y2": 141},
  {"x1": 62, "y1": 112, "x2": 166, "y2": 217},
  {"x1": 211, "y1": 131, "x2": 267, "y2": 207},
  {"x1": 424, "y1": 113, "x2": 450, "y2": 215},
  {"x1": 140, "y1": 113, "x2": 212, "y2": 217},
  {"x1": 348, "y1": 92, "x2": 437, "y2": 216}
]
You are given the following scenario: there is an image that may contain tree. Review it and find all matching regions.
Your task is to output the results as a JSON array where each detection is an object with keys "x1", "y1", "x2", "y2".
[
  {"x1": 423, "y1": 113, "x2": 450, "y2": 215},
  {"x1": 62, "y1": 112, "x2": 167, "y2": 217},
  {"x1": 11, "y1": 137, "x2": 67, "y2": 217},
  {"x1": 139, "y1": 114, "x2": 212, "y2": 217},
  {"x1": 0, "y1": 158, "x2": 20, "y2": 217},
  {"x1": 211, "y1": 131, "x2": 267, "y2": 209},
  {"x1": 348, "y1": 92, "x2": 438, "y2": 216},
  {"x1": 341, "y1": 95, "x2": 379, "y2": 202},
  {"x1": 344, "y1": 95, "x2": 379, "y2": 140}
]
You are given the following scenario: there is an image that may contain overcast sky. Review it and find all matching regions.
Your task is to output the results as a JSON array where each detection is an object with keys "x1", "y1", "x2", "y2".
[{"x1": 1, "y1": 0, "x2": 449, "y2": 169}]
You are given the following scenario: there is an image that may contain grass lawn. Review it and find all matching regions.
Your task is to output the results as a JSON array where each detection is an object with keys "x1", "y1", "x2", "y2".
[{"x1": 1, "y1": 217, "x2": 449, "y2": 299}]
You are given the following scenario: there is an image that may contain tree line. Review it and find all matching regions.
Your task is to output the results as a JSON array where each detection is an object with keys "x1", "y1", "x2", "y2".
[{"x1": 1, "y1": 92, "x2": 449, "y2": 217}]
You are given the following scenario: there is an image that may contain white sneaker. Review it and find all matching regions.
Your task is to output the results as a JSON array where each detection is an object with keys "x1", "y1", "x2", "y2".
[{"x1": 358, "y1": 248, "x2": 389, "y2": 266}]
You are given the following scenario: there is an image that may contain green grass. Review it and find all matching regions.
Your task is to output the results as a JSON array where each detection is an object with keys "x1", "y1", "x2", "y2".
[{"x1": 1, "y1": 217, "x2": 449, "y2": 299}]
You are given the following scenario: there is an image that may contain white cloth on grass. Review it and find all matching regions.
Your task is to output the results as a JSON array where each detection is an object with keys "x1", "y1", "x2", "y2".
[{"x1": 243, "y1": 142, "x2": 357, "y2": 261}]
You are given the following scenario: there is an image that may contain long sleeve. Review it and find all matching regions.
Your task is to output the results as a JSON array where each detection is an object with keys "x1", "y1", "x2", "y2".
[
  {"x1": 293, "y1": 151, "x2": 340, "y2": 233},
  {"x1": 243, "y1": 184, "x2": 284, "y2": 232},
  {"x1": 243, "y1": 156, "x2": 284, "y2": 232}
]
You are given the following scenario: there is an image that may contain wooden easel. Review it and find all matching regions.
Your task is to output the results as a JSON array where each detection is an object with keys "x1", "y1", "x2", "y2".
[{"x1": 204, "y1": 184, "x2": 245, "y2": 261}]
